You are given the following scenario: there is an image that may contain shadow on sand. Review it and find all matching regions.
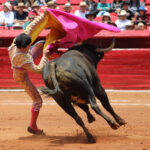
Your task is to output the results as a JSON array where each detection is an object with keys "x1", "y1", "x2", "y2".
[
  {"x1": 18, "y1": 133, "x2": 88, "y2": 145},
  {"x1": 18, "y1": 132, "x2": 129, "y2": 146}
]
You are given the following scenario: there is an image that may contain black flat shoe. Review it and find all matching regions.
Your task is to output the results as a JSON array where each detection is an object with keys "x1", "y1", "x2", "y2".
[{"x1": 27, "y1": 126, "x2": 45, "y2": 135}]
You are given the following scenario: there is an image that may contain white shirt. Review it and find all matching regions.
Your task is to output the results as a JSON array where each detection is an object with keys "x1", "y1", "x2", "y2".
[
  {"x1": 74, "y1": 10, "x2": 87, "y2": 19},
  {"x1": 0, "y1": 11, "x2": 14, "y2": 24},
  {"x1": 115, "y1": 19, "x2": 131, "y2": 31}
]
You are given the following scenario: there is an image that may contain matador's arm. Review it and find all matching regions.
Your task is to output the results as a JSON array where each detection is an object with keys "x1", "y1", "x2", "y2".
[{"x1": 22, "y1": 56, "x2": 48, "y2": 74}]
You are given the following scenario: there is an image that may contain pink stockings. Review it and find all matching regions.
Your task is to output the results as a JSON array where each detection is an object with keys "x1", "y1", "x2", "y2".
[
  {"x1": 29, "y1": 106, "x2": 41, "y2": 132},
  {"x1": 16, "y1": 76, "x2": 43, "y2": 133}
]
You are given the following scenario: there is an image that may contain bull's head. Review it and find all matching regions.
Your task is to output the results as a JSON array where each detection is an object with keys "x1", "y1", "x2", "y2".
[{"x1": 96, "y1": 38, "x2": 115, "y2": 53}]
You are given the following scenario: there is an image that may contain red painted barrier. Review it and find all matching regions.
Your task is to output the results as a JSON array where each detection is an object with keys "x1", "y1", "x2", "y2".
[
  {"x1": 1, "y1": 48, "x2": 150, "y2": 89},
  {"x1": 1, "y1": 29, "x2": 150, "y2": 48},
  {"x1": 98, "y1": 50, "x2": 150, "y2": 89}
]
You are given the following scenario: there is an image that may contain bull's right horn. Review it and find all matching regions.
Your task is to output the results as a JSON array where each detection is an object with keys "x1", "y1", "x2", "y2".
[{"x1": 96, "y1": 38, "x2": 115, "y2": 53}]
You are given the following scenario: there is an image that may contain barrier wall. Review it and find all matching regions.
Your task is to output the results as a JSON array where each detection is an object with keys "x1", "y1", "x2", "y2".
[
  {"x1": 1, "y1": 47, "x2": 150, "y2": 89},
  {"x1": 98, "y1": 49, "x2": 150, "y2": 90},
  {"x1": 1, "y1": 29, "x2": 150, "y2": 48}
]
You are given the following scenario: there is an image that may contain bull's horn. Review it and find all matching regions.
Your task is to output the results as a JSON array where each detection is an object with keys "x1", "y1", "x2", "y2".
[{"x1": 96, "y1": 38, "x2": 115, "y2": 53}]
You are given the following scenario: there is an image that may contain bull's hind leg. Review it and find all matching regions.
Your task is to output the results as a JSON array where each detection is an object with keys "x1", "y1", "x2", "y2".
[
  {"x1": 77, "y1": 104, "x2": 95, "y2": 123},
  {"x1": 82, "y1": 82, "x2": 120, "y2": 130},
  {"x1": 95, "y1": 86, "x2": 126, "y2": 126},
  {"x1": 73, "y1": 79, "x2": 119, "y2": 129},
  {"x1": 53, "y1": 96, "x2": 96, "y2": 143},
  {"x1": 88, "y1": 93, "x2": 119, "y2": 129}
]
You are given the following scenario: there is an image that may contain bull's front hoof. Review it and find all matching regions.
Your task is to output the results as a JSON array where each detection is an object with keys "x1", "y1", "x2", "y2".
[
  {"x1": 115, "y1": 116, "x2": 127, "y2": 126},
  {"x1": 86, "y1": 133, "x2": 96, "y2": 143},
  {"x1": 87, "y1": 136, "x2": 96, "y2": 143},
  {"x1": 110, "y1": 122, "x2": 120, "y2": 130},
  {"x1": 117, "y1": 119, "x2": 127, "y2": 126}
]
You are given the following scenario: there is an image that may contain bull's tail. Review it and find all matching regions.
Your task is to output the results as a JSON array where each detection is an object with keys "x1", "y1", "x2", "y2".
[
  {"x1": 40, "y1": 86, "x2": 55, "y2": 97},
  {"x1": 40, "y1": 62, "x2": 63, "y2": 97}
]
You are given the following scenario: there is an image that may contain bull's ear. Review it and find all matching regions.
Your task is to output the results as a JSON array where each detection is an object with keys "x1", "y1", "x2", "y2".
[{"x1": 96, "y1": 38, "x2": 115, "y2": 53}]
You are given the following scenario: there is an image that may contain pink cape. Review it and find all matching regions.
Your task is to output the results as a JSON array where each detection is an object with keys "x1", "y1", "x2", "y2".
[{"x1": 46, "y1": 8, "x2": 120, "y2": 50}]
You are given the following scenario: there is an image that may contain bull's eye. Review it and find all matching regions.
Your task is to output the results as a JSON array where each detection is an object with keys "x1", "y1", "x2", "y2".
[{"x1": 98, "y1": 54, "x2": 101, "y2": 58}]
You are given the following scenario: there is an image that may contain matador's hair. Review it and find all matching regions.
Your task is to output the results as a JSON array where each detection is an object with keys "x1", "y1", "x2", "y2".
[{"x1": 14, "y1": 33, "x2": 32, "y2": 48}]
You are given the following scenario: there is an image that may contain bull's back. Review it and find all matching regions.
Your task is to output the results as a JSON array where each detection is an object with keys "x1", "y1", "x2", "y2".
[
  {"x1": 55, "y1": 50, "x2": 95, "y2": 81},
  {"x1": 55, "y1": 51, "x2": 88, "y2": 85},
  {"x1": 43, "y1": 50, "x2": 98, "y2": 97}
]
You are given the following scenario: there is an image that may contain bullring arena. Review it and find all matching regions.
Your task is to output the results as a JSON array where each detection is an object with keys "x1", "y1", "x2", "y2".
[
  {"x1": 0, "y1": 90, "x2": 150, "y2": 150},
  {"x1": 1, "y1": 0, "x2": 150, "y2": 149}
]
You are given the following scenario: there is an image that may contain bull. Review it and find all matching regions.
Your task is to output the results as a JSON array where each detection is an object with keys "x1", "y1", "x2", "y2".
[{"x1": 41, "y1": 39, "x2": 126, "y2": 143}]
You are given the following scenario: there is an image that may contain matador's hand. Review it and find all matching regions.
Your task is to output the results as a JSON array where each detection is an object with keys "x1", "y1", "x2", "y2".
[{"x1": 43, "y1": 49, "x2": 51, "y2": 60}]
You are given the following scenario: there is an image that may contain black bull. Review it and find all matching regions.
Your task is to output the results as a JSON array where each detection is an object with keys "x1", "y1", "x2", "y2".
[{"x1": 41, "y1": 40, "x2": 126, "y2": 143}]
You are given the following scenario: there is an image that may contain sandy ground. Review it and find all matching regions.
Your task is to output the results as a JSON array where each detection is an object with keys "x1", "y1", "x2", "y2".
[{"x1": 0, "y1": 91, "x2": 150, "y2": 150}]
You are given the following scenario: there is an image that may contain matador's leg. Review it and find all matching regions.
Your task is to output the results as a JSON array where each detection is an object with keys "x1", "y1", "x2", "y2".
[{"x1": 17, "y1": 75, "x2": 43, "y2": 134}]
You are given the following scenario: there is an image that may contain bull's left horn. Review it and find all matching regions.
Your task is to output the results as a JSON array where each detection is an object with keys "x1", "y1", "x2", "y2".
[{"x1": 96, "y1": 38, "x2": 115, "y2": 53}]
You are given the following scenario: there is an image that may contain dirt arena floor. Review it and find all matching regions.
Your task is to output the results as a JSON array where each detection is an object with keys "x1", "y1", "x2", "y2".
[{"x1": 0, "y1": 90, "x2": 150, "y2": 150}]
